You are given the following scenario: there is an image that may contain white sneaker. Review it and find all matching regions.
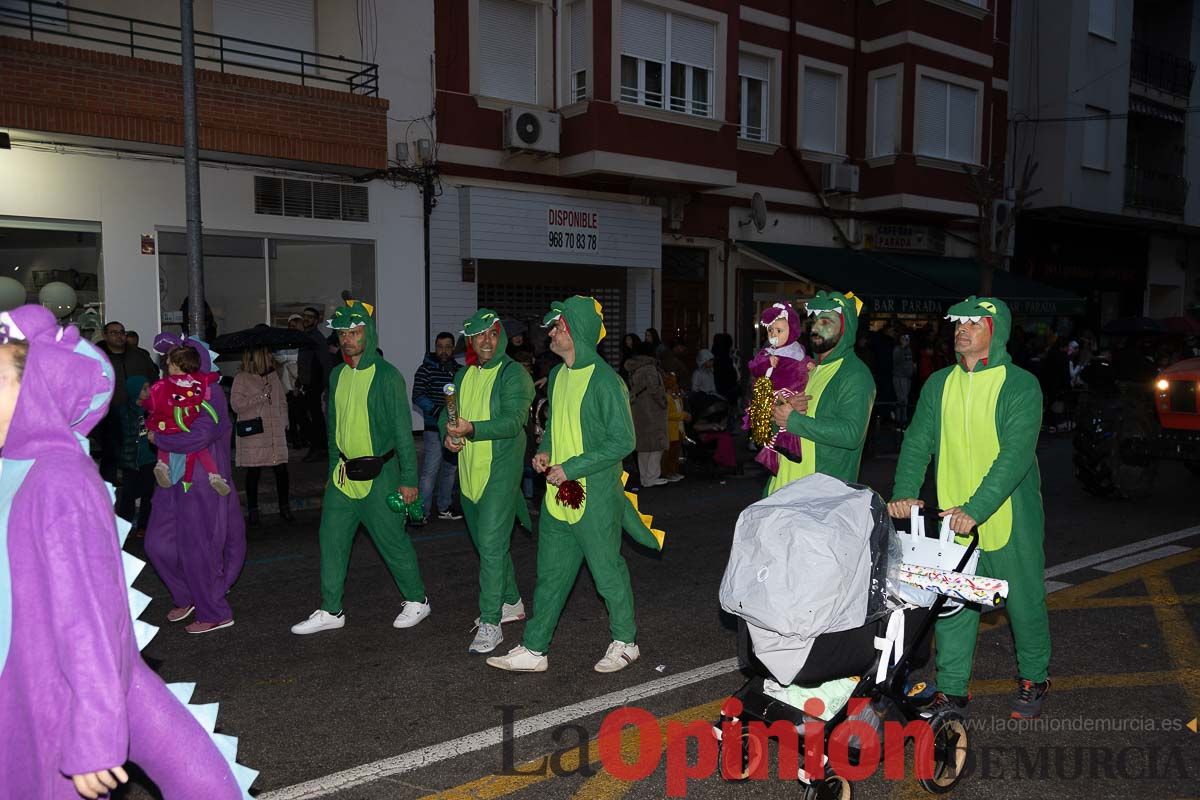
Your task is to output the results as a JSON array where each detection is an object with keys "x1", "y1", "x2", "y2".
[
  {"x1": 665, "y1": 473, "x2": 685, "y2": 482},
  {"x1": 594, "y1": 640, "x2": 640, "y2": 673},
  {"x1": 291, "y1": 609, "x2": 345, "y2": 635},
  {"x1": 486, "y1": 644, "x2": 548, "y2": 672},
  {"x1": 469, "y1": 622, "x2": 504, "y2": 654},
  {"x1": 393, "y1": 598, "x2": 431, "y2": 629},
  {"x1": 641, "y1": 478, "x2": 668, "y2": 487},
  {"x1": 474, "y1": 599, "x2": 527, "y2": 627}
]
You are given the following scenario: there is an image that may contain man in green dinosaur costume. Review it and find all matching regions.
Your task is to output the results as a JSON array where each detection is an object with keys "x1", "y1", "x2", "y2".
[
  {"x1": 487, "y1": 296, "x2": 663, "y2": 674},
  {"x1": 440, "y1": 308, "x2": 535, "y2": 654},
  {"x1": 888, "y1": 296, "x2": 1050, "y2": 720},
  {"x1": 291, "y1": 299, "x2": 431, "y2": 635},
  {"x1": 768, "y1": 290, "x2": 876, "y2": 494}
]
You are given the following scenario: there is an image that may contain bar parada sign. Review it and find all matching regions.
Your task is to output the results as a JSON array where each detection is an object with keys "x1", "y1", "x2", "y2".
[{"x1": 867, "y1": 297, "x2": 947, "y2": 315}]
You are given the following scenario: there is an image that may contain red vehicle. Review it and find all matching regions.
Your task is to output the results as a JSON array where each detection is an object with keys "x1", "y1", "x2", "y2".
[{"x1": 1074, "y1": 357, "x2": 1200, "y2": 498}]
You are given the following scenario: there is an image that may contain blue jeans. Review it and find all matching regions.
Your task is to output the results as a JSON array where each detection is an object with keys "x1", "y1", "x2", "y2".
[{"x1": 419, "y1": 430, "x2": 457, "y2": 517}]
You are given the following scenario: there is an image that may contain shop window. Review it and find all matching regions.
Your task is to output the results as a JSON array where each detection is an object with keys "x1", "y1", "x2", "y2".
[{"x1": 0, "y1": 220, "x2": 102, "y2": 337}]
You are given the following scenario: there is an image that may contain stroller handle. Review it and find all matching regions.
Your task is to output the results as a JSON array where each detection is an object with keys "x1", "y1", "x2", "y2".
[{"x1": 896, "y1": 507, "x2": 980, "y2": 573}]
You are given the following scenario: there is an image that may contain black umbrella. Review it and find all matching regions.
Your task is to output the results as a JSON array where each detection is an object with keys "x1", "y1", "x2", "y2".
[
  {"x1": 1101, "y1": 316, "x2": 1164, "y2": 336},
  {"x1": 211, "y1": 325, "x2": 312, "y2": 361}
]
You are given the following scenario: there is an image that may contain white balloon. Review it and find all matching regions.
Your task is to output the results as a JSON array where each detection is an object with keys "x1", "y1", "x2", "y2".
[
  {"x1": 0, "y1": 276, "x2": 26, "y2": 311},
  {"x1": 38, "y1": 281, "x2": 78, "y2": 318}
]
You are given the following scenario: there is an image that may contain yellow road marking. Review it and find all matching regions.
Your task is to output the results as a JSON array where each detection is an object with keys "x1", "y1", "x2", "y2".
[{"x1": 1144, "y1": 573, "x2": 1200, "y2": 719}]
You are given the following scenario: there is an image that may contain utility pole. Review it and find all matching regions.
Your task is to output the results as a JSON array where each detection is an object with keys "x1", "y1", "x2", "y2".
[{"x1": 181, "y1": 0, "x2": 205, "y2": 338}]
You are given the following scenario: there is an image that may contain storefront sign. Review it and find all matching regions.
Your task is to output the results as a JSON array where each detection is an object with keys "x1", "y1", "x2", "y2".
[
  {"x1": 461, "y1": 187, "x2": 660, "y2": 268},
  {"x1": 867, "y1": 296, "x2": 948, "y2": 315},
  {"x1": 863, "y1": 224, "x2": 945, "y2": 255},
  {"x1": 547, "y1": 207, "x2": 600, "y2": 253}
]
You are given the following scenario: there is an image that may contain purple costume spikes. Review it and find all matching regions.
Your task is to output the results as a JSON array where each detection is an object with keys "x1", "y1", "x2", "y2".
[{"x1": 0, "y1": 305, "x2": 246, "y2": 798}]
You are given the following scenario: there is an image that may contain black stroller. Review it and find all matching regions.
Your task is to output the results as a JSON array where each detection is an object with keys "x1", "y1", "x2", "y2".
[{"x1": 715, "y1": 492, "x2": 978, "y2": 799}]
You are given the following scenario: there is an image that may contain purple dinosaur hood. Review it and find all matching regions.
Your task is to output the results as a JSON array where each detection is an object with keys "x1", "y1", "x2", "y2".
[
  {"x1": 0, "y1": 305, "x2": 113, "y2": 460},
  {"x1": 153, "y1": 331, "x2": 214, "y2": 372},
  {"x1": 759, "y1": 302, "x2": 802, "y2": 347}
]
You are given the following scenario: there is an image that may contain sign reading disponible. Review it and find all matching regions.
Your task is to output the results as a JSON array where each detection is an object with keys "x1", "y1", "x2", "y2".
[{"x1": 547, "y1": 207, "x2": 600, "y2": 253}]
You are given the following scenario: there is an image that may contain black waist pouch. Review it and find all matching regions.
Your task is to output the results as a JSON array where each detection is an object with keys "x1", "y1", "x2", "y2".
[{"x1": 339, "y1": 449, "x2": 395, "y2": 481}]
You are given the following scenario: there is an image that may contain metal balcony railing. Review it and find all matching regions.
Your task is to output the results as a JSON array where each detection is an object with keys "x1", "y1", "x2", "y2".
[
  {"x1": 0, "y1": 0, "x2": 379, "y2": 96},
  {"x1": 1130, "y1": 40, "x2": 1196, "y2": 99},
  {"x1": 1124, "y1": 164, "x2": 1189, "y2": 216}
]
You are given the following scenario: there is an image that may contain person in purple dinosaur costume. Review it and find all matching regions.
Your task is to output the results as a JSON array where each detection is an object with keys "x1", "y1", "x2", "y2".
[
  {"x1": 144, "y1": 332, "x2": 246, "y2": 634},
  {"x1": 0, "y1": 305, "x2": 256, "y2": 798},
  {"x1": 745, "y1": 301, "x2": 815, "y2": 474}
]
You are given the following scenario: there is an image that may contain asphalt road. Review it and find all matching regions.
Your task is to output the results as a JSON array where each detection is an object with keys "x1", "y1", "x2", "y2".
[{"x1": 116, "y1": 433, "x2": 1200, "y2": 800}]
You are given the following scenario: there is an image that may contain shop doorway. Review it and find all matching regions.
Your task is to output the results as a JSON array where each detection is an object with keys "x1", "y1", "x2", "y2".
[
  {"x1": 661, "y1": 246, "x2": 708, "y2": 350},
  {"x1": 477, "y1": 260, "x2": 627, "y2": 368}
]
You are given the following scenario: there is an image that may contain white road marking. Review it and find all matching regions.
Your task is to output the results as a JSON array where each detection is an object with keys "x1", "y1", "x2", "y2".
[
  {"x1": 260, "y1": 525, "x2": 1200, "y2": 799},
  {"x1": 258, "y1": 658, "x2": 740, "y2": 800},
  {"x1": 1093, "y1": 545, "x2": 1192, "y2": 573},
  {"x1": 1042, "y1": 525, "x2": 1200, "y2": 578}
]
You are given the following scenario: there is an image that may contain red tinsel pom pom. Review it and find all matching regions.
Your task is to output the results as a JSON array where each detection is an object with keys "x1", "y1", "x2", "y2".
[{"x1": 555, "y1": 479, "x2": 586, "y2": 509}]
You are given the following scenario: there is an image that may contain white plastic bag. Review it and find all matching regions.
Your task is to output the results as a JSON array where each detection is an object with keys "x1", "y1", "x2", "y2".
[{"x1": 893, "y1": 506, "x2": 980, "y2": 611}]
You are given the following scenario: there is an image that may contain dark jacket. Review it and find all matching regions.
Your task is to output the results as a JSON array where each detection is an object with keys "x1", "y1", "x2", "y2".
[
  {"x1": 412, "y1": 352, "x2": 461, "y2": 431},
  {"x1": 118, "y1": 375, "x2": 156, "y2": 470},
  {"x1": 297, "y1": 327, "x2": 334, "y2": 390},
  {"x1": 98, "y1": 343, "x2": 159, "y2": 407}
]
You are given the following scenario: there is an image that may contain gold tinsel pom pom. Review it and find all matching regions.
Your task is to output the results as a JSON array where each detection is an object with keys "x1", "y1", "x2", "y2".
[{"x1": 748, "y1": 376, "x2": 777, "y2": 447}]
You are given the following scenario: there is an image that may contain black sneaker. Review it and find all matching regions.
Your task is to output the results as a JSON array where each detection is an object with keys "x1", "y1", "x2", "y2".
[
  {"x1": 922, "y1": 691, "x2": 970, "y2": 720},
  {"x1": 1011, "y1": 677, "x2": 1050, "y2": 719}
]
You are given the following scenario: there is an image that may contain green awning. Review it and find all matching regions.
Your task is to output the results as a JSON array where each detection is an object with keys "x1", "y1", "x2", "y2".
[{"x1": 738, "y1": 241, "x2": 1085, "y2": 317}]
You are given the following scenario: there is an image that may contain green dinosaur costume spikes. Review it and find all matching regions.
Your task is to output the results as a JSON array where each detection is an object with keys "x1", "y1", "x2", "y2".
[
  {"x1": 316, "y1": 300, "x2": 426, "y2": 613},
  {"x1": 439, "y1": 308, "x2": 535, "y2": 626},
  {"x1": 765, "y1": 289, "x2": 876, "y2": 495},
  {"x1": 891, "y1": 296, "x2": 1050, "y2": 696},
  {"x1": 521, "y1": 296, "x2": 655, "y2": 655}
]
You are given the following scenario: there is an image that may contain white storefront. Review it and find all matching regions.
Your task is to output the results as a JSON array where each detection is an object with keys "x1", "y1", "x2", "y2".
[
  {"x1": 0, "y1": 145, "x2": 424, "y2": 384},
  {"x1": 430, "y1": 183, "x2": 662, "y2": 365}
]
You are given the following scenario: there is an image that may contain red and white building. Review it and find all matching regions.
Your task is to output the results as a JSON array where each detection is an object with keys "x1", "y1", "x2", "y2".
[{"x1": 430, "y1": 0, "x2": 1069, "y2": 359}]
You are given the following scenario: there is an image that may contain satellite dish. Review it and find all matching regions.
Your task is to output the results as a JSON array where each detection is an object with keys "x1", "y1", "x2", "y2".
[
  {"x1": 750, "y1": 192, "x2": 768, "y2": 232},
  {"x1": 515, "y1": 112, "x2": 542, "y2": 145}
]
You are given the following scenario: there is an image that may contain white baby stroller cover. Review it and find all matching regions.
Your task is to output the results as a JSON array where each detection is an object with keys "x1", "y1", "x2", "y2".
[{"x1": 719, "y1": 473, "x2": 876, "y2": 685}]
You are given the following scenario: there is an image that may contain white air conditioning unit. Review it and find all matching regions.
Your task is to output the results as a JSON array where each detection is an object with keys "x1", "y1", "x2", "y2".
[
  {"x1": 992, "y1": 199, "x2": 1016, "y2": 257},
  {"x1": 821, "y1": 162, "x2": 860, "y2": 194},
  {"x1": 503, "y1": 107, "x2": 561, "y2": 154}
]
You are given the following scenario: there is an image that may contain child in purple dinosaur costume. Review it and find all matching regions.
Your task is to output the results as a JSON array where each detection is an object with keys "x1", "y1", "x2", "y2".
[
  {"x1": 0, "y1": 305, "x2": 256, "y2": 798},
  {"x1": 745, "y1": 302, "x2": 815, "y2": 474}
]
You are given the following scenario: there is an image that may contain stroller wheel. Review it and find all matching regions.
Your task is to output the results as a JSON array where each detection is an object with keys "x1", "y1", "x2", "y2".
[
  {"x1": 714, "y1": 721, "x2": 765, "y2": 782},
  {"x1": 916, "y1": 712, "x2": 969, "y2": 794},
  {"x1": 802, "y1": 774, "x2": 851, "y2": 800}
]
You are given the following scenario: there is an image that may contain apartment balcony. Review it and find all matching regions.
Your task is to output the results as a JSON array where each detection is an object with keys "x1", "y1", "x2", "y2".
[
  {"x1": 0, "y1": 0, "x2": 388, "y2": 171},
  {"x1": 1130, "y1": 40, "x2": 1196, "y2": 104},
  {"x1": 1124, "y1": 164, "x2": 1188, "y2": 216}
]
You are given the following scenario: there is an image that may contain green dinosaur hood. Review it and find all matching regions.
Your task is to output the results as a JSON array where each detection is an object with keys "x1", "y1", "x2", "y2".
[
  {"x1": 542, "y1": 295, "x2": 607, "y2": 369},
  {"x1": 946, "y1": 295, "x2": 1012, "y2": 370},
  {"x1": 804, "y1": 290, "x2": 861, "y2": 362},
  {"x1": 462, "y1": 307, "x2": 509, "y2": 369},
  {"x1": 328, "y1": 299, "x2": 379, "y2": 369}
]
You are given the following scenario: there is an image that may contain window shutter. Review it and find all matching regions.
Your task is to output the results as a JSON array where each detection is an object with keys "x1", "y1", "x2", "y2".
[
  {"x1": 621, "y1": 1, "x2": 667, "y2": 62},
  {"x1": 1083, "y1": 105, "x2": 1108, "y2": 169},
  {"x1": 212, "y1": 0, "x2": 314, "y2": 60},
  {"x1": 947, "y1": 83, "x2": 976, "y2": 162},
  {"x1": 739, "y1": 53, "x2": 769, "y2": 82},
  {"x1": 1088, "y1": 0, "x2": 1115, "y2": 38},
  {"x1": 479, "y1": 0, "x2": 538, "y2": 104},
  {"x1": 802, "y1": 68, "x2": 838, "y2": 153},
  {"x1": 569, "y1": 1, "x2": 587, "y2": 75},
  {"x1": 670, "y1": 13, "x2": 715, "y2": 69},
  {"x1": 917, "y1": 77, "x2": 947, "y2": 157},
  {"x1": 873, "y1": 74, "x2": 897, "y2": 156}
]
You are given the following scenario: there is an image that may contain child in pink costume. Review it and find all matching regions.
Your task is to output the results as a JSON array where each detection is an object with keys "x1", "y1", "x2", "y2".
[
  {"x1": 144, "y1": 345, "x2": 231, "y2": 495},
  {"x1": 745, "y1": 302, "x2": 815, "y2": 474}
]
